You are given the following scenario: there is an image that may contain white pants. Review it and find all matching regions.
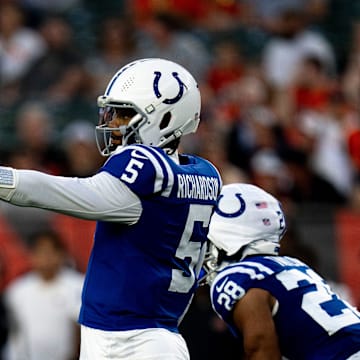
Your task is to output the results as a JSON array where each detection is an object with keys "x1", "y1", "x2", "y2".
[
  {"x1": 348, "y1": 350, "x2": 360, "y2": 359},
  {"x1": 79, "y1": 325, "x2": 190, "y2": 360}
]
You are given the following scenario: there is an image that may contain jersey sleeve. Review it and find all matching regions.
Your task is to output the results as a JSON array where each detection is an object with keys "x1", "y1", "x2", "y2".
[
  {"x1": 210, "y1": 270, "x2": 247, "y2": 324},
  {"x1": 99, "y1": 145, "x2": 169, "y2": 197},
  {"x1": 210, "y1": 261, "x2": 275, "y2": 324}
]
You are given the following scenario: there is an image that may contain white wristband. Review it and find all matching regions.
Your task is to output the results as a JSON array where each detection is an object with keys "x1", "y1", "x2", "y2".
[{"x1": 0, "y1": 167, "x2": 16, "y2": 188}]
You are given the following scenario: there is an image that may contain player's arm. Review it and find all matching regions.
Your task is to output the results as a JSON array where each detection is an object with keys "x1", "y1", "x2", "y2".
[
  {"x1": 0, "y1": 167, "x2": 142, "y2": 223},
  {"x1": 232, "y1": 288, "x2": 281, "y2": 360}
]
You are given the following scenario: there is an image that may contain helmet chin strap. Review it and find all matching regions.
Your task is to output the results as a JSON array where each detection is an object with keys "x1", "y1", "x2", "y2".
[
  {"x1": 158, "y1": 128, "x2": 183, "y2": 150},
  {"x1": 157, "y1": 116, "x2": 196, "y2": 150}
]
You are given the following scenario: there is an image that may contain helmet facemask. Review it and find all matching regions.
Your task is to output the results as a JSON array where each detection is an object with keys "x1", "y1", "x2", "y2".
[
  {"x1": 198, "y1": 242, "x2": 231, "y2": 286},
  {"x1": 95, "y1": 99, "x2": 146, "y2": 156},
  {"x1": 95, "y1": 98, "x2": 199, "y2": 156}
]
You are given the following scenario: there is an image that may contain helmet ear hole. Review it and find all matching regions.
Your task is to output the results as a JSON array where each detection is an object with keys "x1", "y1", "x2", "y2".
[{"x1": 160, "y1": 112, "x2": 172, "y2": 130}]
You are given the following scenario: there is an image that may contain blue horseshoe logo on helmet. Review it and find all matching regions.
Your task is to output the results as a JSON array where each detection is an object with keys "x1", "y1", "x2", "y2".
[
  {"x1": 215, "y1": 193, "x2": 246, "y2": 218},
  {"x1": 153, "y1": 71, "x2": 186, "y2": 104}
]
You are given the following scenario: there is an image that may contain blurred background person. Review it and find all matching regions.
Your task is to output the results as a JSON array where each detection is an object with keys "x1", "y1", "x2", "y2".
[
  {"x1": 136, "y1": 11, "x2": 211, "y2": 82},
  {"x1": 3, "y1": 229, "x2": 84, "y2": 360},
  {"x1": 0, "y1": 102, "x2": 67, "y2": 243},
  {"x1": 0, "y1": 2, "x2": 46, "y2": 106},
  {"x1": 9, "y1": 101, "x2": 66, "y2": 175},
  {"x1": 205, "y1": 40, "x2": 245, "y2": 96},
  {"x1": 61, "y1": 120, "x2": 104, "y2": 177},
  {"x1": 19, "y1": 15, "x2": 87, "y2": 107},
  {"x1": 261, "y1": 7, "x2": 335, "y2": 92},
  {"x1": 84, "y1": 15, "x2": 140, "y2": 99}
]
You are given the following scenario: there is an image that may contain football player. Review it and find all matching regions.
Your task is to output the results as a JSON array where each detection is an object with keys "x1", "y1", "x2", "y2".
[
  {"x1": 202, "y1": 183, "x2": 360, "y2": 359},
  {"x1": 0, "y1": 58, "x2": 222, "y2": 360}
]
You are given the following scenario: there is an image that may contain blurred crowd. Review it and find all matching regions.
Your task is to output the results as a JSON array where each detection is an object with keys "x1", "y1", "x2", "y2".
[
  {"x1": 0, "y1": 0, "x2": 360, "y2": 209},
  {"x1": 0, "y1": 0, "x2": 360, "y2": 359}
]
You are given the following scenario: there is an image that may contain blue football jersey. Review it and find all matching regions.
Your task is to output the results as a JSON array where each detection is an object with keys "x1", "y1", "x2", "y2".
[
  {"x1": 79, "y1": 144, "x2": 221, "y2": 332},
  {"x1": 210, "y1": 255, "x2": 360, "y2": 359}
]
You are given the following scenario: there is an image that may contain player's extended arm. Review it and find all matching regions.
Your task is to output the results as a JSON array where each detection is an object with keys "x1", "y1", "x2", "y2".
[
  {"x1": 0, "y1": 167, "x2": 142, "y2": 223},
  {"x1": 232, "y1": 288, "x2": 281, "y2": 360}
]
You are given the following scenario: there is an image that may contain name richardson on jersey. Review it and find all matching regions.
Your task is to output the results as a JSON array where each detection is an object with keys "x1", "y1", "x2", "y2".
[{"x1": 177, "y1": 174, "x2": 219, "y2": 200}]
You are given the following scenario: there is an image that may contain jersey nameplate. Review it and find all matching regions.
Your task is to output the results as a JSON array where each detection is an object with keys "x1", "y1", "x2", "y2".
[{"x1": 177, "y1": 174, "x2": 219, "y2": 201}]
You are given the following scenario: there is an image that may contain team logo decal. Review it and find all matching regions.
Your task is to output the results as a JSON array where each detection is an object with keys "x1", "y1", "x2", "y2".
[
  {"x1": 215, "y1": 192, "x2": 246, "y2": 218},
  {"x1": 153, "y1": 71, "x2": 186, "y2": 104}
]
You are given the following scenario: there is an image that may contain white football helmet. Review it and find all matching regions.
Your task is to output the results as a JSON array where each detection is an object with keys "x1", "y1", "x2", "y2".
[
  {"x1": 201, "y1": 183, "x2": 286, "y2": 284},
  {"x1": 95, "y1": 58, "x2": 201, "y2": 156}
]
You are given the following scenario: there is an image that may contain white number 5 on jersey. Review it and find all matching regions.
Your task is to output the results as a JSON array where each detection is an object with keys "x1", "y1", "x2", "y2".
[
  {"x1": 120, "y1": 158, "x2": 144, "y2": 183},
  {"x1": 169, "y1": 204, "x2": 213, "y2": 293}
]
